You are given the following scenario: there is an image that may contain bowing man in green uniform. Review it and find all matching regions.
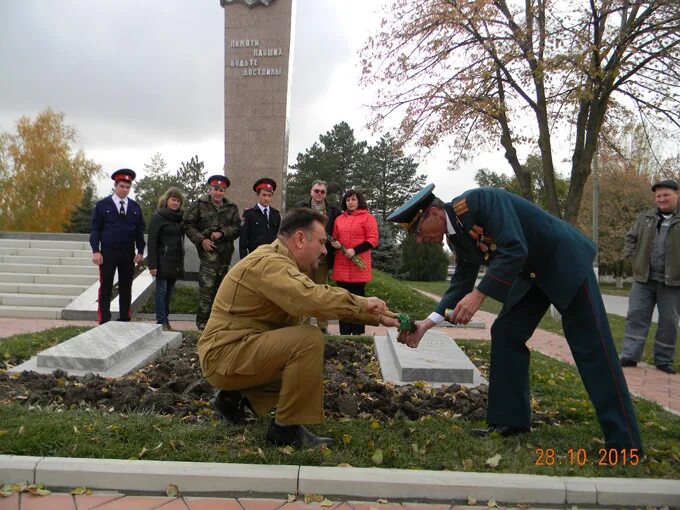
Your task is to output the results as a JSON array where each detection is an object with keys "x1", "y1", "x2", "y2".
[{"x1": 389, "y1": 184, "x2": 642, "y2": 453}]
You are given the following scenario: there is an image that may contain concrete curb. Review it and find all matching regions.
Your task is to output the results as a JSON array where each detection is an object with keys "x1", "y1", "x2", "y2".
[{"x1": 2, "y1": 455, "x2": 679, "y2": 507}]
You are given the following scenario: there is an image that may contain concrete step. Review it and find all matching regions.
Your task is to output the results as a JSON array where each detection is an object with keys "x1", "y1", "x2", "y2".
[
  {"x1": 0, "y1": 273, "x2": 98, "y2": 286},
  {"x1": 0, "y1": 292, "x2": 73, "y2": 307},
  {"x1": 0, "y1": 247, "x2": 92, "y2": 258},
  {"x1": 0, "y1": 255, "x2": 92, "y2": 266},
  {"x1": 0, "y1": 263, "x2": 99, "y2": 275},
  {"x1": 0, "y1": 305, "x2": 62, "y2": 319},
  {"x1": 0, "y1": 239, "x2": 91, "y2": 251},
  {"x1": 0, "y1": 282, "x2": 89, "y2": 296}
]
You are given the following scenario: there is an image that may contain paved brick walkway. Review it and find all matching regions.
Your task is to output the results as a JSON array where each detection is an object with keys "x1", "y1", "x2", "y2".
[{"x1": 0, "y1": 493, "x2": 573, "y2": 510}]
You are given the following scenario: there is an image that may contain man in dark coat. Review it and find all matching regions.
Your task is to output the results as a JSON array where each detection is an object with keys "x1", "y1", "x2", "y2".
[
  {"x1": 90, "y1": 168, "x2": 146, "y2": 324},
  {"x1": 239, "y1": 178, "x2": 281, "y2": 259},
  {"x1": 295, "y1": 180, "x2": 341, "y2": 333},
  {"x1": 389, "y1": 184, "x2": 642, "y2": 453}
]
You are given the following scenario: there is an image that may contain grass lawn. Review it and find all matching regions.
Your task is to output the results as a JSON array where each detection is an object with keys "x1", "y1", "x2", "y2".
[
  {"x1": 1, "y1": 329, "x2": 678, "y2": 478},
  {"x1": 406, "y1": 280, "x2": 680, "y2": 374}
]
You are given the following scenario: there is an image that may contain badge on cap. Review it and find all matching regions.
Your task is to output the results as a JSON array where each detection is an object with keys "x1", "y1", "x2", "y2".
[
  {"x1": 207, "y1": 174, "x2": 230, "y2": 188},
  {"x1": 253, "y1": 177, "x2": 277, "y2": 193}
]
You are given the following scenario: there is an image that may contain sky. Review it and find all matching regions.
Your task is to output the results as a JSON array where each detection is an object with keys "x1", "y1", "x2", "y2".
[{"x1": 0, "y1": 0, "x2": 508, "y2": 203}]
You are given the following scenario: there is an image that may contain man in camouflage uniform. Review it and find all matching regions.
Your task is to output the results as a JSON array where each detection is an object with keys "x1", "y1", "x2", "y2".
[{"x1": 184, "y1": 174, "x2": 240, "y2": 330}]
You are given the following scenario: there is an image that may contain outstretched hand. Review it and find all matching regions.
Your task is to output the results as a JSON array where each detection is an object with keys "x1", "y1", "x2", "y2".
[
  {"x1": 397, "y1": 318, "x2": 434, "y2": 349},
  {"x1": 365, "y1": 296, "x2": 387, "y2": 315}
]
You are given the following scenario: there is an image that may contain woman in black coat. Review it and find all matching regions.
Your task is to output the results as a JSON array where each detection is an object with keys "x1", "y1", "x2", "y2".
[{"x1": 148, "y1": 187, "x2": 185, "y2": 329}]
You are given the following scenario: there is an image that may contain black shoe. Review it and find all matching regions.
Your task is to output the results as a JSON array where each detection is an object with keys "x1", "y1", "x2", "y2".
[
  {"x1": 655, "y1": 364, "x2": 677, "y2": 374},
  {"x1": 265, "y1": 420, "x2": 334, "y2": 447},
  {"x1": 470, "y1": 425, "x2": 530, "y2": 437},
  {"x1": 620, "y1": 357, "x2": 638, "y2": 368},
  {"x1": 210, "y1": 390, "x2": 254, "y2": 425}
]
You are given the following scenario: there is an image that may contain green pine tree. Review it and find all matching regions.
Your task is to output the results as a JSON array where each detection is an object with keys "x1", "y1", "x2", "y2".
[
  {"x1": 64, "y1": 184, "x2": 97, "y2": 233},
  {"x1": 399, "y1": 233, "x2": 449, "y2": 281},
  {"x1": 372, "y1": 215, "x2": 401, "y2": 275},
  {"x1": 176, "y1": 155, "x2": 206, "y2": 204}
]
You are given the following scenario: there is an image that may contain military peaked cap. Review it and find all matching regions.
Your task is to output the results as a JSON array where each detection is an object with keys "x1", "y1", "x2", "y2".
[
  {"x1": 111, "y1": 168, "x2": 136, "y2": 183},
  {"x1": 207, "y1": 174, "x2": 231, "y2": 188},
  {"x1": 253, "y1": 177, "x2": 277, "y2": 193},
  {"x1": 387, "y1": 183, "x2": 436, "y2": 231},
  {"x1": 651, "y1": 179, "x2": 679, "y2": 192}
]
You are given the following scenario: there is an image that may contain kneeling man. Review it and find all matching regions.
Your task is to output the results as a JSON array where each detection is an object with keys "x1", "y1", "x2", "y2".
[{"x1": 199, "y1": 208, "x2": 398, "y2": 447}]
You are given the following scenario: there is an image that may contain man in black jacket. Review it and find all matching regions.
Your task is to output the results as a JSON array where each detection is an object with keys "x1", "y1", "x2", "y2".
[
  {"x1": 90, "y1": 169, "x2": 146, "y2": 324},
  {"x1": 239, "y1": 178, "x2": 281, "y2": 259},
  {"x1": 295, "y1": 180, "x2": 341, "y2": 333}
]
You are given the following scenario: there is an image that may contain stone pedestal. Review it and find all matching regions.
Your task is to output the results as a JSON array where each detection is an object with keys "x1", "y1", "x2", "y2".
[{"x1": 221, "y1": 0, "x2": 295, "y2": 213}]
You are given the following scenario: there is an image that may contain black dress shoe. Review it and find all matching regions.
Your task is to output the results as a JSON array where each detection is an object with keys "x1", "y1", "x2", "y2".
[
  {"x1": 620, "y1": 357, "x2": 637, "y2": 367},
  {"x1": 265, "y1": 420, "x2": 334, "y2": 447},
  {"x1": 210, "y1": 390, "x2": 254, "y2": 425},
  {"x1": 470, "y1": 425, "x2": 530, "y2": 437},
  {"x1": 655, "y1": 364, "x2": 677, "y2": 374}
]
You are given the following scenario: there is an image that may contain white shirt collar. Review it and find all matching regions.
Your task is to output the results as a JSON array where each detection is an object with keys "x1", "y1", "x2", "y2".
[
  {"x1": 258, "y1": 203, "x2": 268, "y2": 214},
  {"x1": 445, "y1": 210, "x2": 455, "y2": 235}
]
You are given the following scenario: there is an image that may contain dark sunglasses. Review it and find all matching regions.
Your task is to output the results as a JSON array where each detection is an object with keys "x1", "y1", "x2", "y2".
[{"x1": 312, "y1": 189, "x2": 327, "y2": 194}]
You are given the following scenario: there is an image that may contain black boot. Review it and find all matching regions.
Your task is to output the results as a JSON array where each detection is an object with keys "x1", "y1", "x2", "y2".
[
  {"x1": 265, "y1": 420, "x2": 334, "y2": 447},
  {"x1": 210, "y1": 390, "x2": 254, "y2": 425},
  {"x1": 470, "y1": 425, "x2": 530, "y2": 437}
]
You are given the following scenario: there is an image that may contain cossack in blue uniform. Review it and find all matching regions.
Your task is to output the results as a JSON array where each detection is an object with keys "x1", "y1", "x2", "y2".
[
  {"x1": 388, "y1": 185, "x2": 642, "y2": 452},
  {"x1": 90, "y1": 168, "x2": 146, "y2": 324}
]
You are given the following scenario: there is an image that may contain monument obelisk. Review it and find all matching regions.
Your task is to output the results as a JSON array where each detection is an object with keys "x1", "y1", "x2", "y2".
[{"x1": 220, "y1": 0, "x2": 295, "y2": 213}]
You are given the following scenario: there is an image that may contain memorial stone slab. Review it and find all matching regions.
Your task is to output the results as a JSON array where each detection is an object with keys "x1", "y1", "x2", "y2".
[
  {"x1": 374, "y1": 328, "x2": 486, "y2": 388},
  {"x1": 9, "y1": 322, "x2": 182, "y2": 378}
]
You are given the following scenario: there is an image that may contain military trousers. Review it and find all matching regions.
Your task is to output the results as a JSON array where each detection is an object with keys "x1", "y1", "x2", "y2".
[
  {"x1": 205, "y1": 324, "x2": 325, "y2": 425},
  {"x1": 488, "y1": 271, "x2": 642, "y2": 451},
  {"x1": 196, "y1": 251, "x2": 230, "y2": 329},
  {"x1": 621, "y1": 280, "x2": 680, "y2": 366},
  {"x1": 97, "y1": 246, "x2": 134, "y2": 324}
]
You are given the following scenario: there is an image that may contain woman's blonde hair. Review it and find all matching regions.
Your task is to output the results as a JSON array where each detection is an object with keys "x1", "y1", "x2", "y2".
[{"x1": 157, "y1": 187, "x2": 185, "y2": 209}]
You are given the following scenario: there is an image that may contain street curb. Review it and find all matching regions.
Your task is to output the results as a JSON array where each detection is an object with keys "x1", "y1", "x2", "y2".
[{"x1": 2, "y1": 455, "x2": 679, "y2": 507}]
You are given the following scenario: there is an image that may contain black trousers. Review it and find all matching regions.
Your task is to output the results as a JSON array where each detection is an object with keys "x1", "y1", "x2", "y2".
[
  {"x1": 488, "y1": 271, "x2": 642, "y2": 450},
  {"x1": 336, "y1": 281, "x2": 366, "y2": 335},
  {"x1": 98, "y1": 246, "x2": 135, "y2": 324}
]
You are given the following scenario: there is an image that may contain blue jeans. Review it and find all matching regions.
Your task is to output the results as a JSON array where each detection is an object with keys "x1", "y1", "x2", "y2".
[
  {"x1": 154, "y1": 277, "x2": 177, "y2": 325},
  {"x1": 621, "y1": 280, "x2": 680, "y2": 366}
]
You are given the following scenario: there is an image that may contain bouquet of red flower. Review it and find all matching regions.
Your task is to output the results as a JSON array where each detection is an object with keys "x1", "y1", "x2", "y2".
[{"x1": 327, "y1": 235, "x2": 366, "y2": 269}]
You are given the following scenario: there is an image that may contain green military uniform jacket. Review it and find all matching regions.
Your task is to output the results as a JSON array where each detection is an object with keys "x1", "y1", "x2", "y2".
[
  {"x1": 183, "y1": 194, "x2": 240, "y2": 259},
  {"x1": 199, "y1": 238, "x2": 380, "y2": 377}
]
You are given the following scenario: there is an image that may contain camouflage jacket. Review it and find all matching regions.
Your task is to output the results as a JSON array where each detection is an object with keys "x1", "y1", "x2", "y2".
[{"x1": 183, "y1": 194, "x2": 240, "y2": 258}]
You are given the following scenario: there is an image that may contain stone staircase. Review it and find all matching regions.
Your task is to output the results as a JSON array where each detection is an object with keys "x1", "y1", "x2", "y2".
[{"x1": 0, "y1": 235, "x2": 97, "y2": 319}]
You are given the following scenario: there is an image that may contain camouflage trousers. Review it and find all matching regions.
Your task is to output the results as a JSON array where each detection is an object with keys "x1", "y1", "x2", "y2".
[{"x1": 197, "y1": 250, "x2": 231, "y2": 329}]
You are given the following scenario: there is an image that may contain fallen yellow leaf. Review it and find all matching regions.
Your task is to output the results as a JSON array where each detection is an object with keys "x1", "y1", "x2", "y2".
[{"x1": 166, "y1": 484, "x2": 179, "y2": 497}]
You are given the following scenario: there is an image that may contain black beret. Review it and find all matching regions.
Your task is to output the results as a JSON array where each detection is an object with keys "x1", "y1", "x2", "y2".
[
  {"x1": 387, "y1": 183, "x2": 436, "y2": 230},
  {"x1": 651, "y1": 179, "x2": 679, "y2": 192},
  {"x1": 111, "y1": 168, "x2": 136, "y2": 183},
  {"x1": 253, "y1": 177, "x2": 277, "y2": 193},
  {"x1": 207, "y1": 174, "x2": 230, "y2": 188}
]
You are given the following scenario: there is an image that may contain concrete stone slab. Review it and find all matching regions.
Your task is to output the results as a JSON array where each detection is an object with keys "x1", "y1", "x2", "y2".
[
  {"x1": 62, "y1": 270, "x2": 154, "y2": 321},
  {"x1": 298, "y1": 467, "x2": 565, "y2": 504},
  {"x1": 374, "y1": 330, "x2": 486, "y2": 388},
  {"x1": 35, "y1": 457, "x2": 299, "y2": 494},
  {"x1": 0, "y1": 455, "x2": 41, "y2": 484},
  {"x1": 594, "y1": 477, "x2": 680, "y2": 507},
  {"x1": 560, "y1": 477, "x2": 597, "y2": 504},
  {"x1": 437, "y1": 321, "x2": 485, "y2": 329},
  {"x1": 10, "y1": 326, "x2": 181, "y2": 378},
  {"x1": 36, "y1": 322, "x2": 161, "y2": 371},
  {"x1": 0, "y1": 305, "x2": 62, "y2": 319}
]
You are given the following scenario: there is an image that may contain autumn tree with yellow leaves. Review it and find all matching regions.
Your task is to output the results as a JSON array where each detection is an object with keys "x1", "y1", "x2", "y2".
[
  {"x1": 362, "y1": 0, "x2": 680, "y2": 223},
  {"x1": 0, "y1": 109, "x2": 101, "y2": 232}
]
